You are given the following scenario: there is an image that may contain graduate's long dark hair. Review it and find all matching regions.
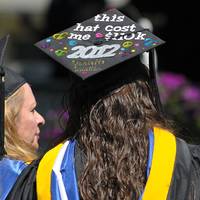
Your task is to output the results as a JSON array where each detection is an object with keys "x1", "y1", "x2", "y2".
[{"x1": 62, "y1": 60, "x2": 174, "y2": 200}]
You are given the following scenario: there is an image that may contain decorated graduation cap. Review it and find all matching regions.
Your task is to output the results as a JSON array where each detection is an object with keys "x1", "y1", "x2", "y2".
[
  {"x1": 35, "y1": 9, "x2": 164, "y2": 112},
  {"x1": 0, "y1": 35, "x2": 26, "y2": 158}
]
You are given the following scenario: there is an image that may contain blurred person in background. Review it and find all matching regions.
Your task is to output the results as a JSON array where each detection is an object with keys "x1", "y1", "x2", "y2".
[{"x1": 0, "y1": 36, "x2": 45, "y2": 200}]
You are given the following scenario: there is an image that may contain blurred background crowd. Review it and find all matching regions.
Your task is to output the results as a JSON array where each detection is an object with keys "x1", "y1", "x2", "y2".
[{"x1": 0, "y1": 0, "x2": 199, "y2": 151}]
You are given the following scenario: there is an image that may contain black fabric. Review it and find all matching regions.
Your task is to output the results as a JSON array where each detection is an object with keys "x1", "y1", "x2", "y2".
[
  {"x1": 6, "y1": 158, "x2": 41, "y2": 200},
  {"x1": 70, "y1": 56, "x2": 149, "y2": 95},
  {"x1": 167, "y1": 138, "x2": 192, "y2": 200},
  {"x1": 188, "y1": 144, "x2": 200, "y2": 200},
  {"x1": 75, "y1": 142, "x2": 86, "y2": 181},
  {"x1": 6, "y1": 138, "x2": 200, "y2": 200},
  {"x1": 66, "y1": 57, "x2": 151, "y2": 114},
  {"x1": 74, "y1": 143, "x2": 86, "y2": 200},
  {"x1": 167, "y1": 139, "x2": 200, "y2": 200},
  {"x1": 4, "y1": 67, "x2": 26, "y2": 99}
]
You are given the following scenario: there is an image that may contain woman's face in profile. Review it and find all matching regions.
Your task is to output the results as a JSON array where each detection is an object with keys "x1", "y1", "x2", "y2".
[{"x1": 15, "y1": 83, "x2": 45, "y2": 149}]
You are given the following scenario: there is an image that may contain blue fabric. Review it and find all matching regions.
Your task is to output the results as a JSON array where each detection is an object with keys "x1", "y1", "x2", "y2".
[
  {"x1": 50, "y1": 131, "x2": 154, "y2": 200},
  {"x1": 61, "y1": 140, "x2": 80, "y2": 200},
  {"x1": 0, "y1": 157, "x2": 27, "y2": 200},
  {"x1": 146, "y1": 130, "x2": 154, "y2": 178},
  {"x1": 139, "y1": 129, "x2": 154, "y2": 200},
  {"x1": 51, "y1": 170, "x2": 62, "y2": 200}
]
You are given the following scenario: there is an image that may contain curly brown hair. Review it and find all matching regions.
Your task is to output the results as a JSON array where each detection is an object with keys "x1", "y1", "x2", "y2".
[{"x1": 62, "y1": 77, "x2": 173, "y2": 199}]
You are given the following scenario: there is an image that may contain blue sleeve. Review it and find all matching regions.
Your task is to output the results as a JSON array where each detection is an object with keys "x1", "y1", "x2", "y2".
[{"x1": 0, "y1": 157, "x2": 27, "y2": 200}]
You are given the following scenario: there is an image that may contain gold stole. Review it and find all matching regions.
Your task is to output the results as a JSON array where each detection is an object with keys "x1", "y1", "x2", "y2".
[
  {"x1": 142, "y1": 127, "x2": 176, "y2": 200},
  {"x1": 36, "y1": 143, "x2": 64, "y2": 200}
]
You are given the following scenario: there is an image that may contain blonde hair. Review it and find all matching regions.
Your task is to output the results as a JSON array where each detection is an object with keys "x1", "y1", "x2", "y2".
[{"x1": 4, "y1": 85, "x2": 38, "y2": 162}]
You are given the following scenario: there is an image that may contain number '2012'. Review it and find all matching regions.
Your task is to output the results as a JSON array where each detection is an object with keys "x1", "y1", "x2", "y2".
[{"x1": 67, "y1": 44, "x2": 120, "y2": 59}]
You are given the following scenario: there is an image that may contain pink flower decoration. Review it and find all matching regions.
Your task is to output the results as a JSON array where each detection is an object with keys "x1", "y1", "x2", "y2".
[
  {"x1": 159, "y1": 72, "x2": 187, "y2": 90},
  {"x1": 182, "y1": 86, "x2": 200, "y2": 102}
]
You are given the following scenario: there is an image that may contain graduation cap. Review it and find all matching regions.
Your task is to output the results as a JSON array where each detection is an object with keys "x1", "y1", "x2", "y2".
[
  {"x1": 35, "y1": 9, "x2": 164, "y2": 112},
  {"x1": 0, "y1": 35, "x2": 26, "y2": 158}
]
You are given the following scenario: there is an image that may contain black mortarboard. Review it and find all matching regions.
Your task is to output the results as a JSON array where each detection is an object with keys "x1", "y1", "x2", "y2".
[
  {"x1": 35, "y1": 9, "x2": 164, "y2": 79},
  {"x1": 0, "y1": 35, "x2": 26, "y2": 157},
  {"x1": 35, "y1": 9, "x2": 164, "y2": 112},
  {"x1": 4, "y1": 67, "x2": 26, "y2": 99}
]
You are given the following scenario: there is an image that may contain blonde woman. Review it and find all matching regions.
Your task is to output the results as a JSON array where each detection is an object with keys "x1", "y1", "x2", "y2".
[{"x1": 0, "y1": 67, "x2": 45, "y2": 200}]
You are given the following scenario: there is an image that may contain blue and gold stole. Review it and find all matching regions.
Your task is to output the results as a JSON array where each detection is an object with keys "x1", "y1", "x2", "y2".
[{"x1": 36, "y1": 127, "x2": 177, "y2": 200}]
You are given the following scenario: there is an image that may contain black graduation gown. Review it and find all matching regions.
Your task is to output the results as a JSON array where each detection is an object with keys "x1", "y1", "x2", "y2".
[{"x1": 5, "y1": 138, "x2": 200, "y2": 200}]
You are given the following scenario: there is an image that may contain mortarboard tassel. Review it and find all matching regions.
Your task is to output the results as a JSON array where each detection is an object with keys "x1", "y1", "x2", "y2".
[{"x1": 149, "y1": 48, "x2": 164, "y2": 115}]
